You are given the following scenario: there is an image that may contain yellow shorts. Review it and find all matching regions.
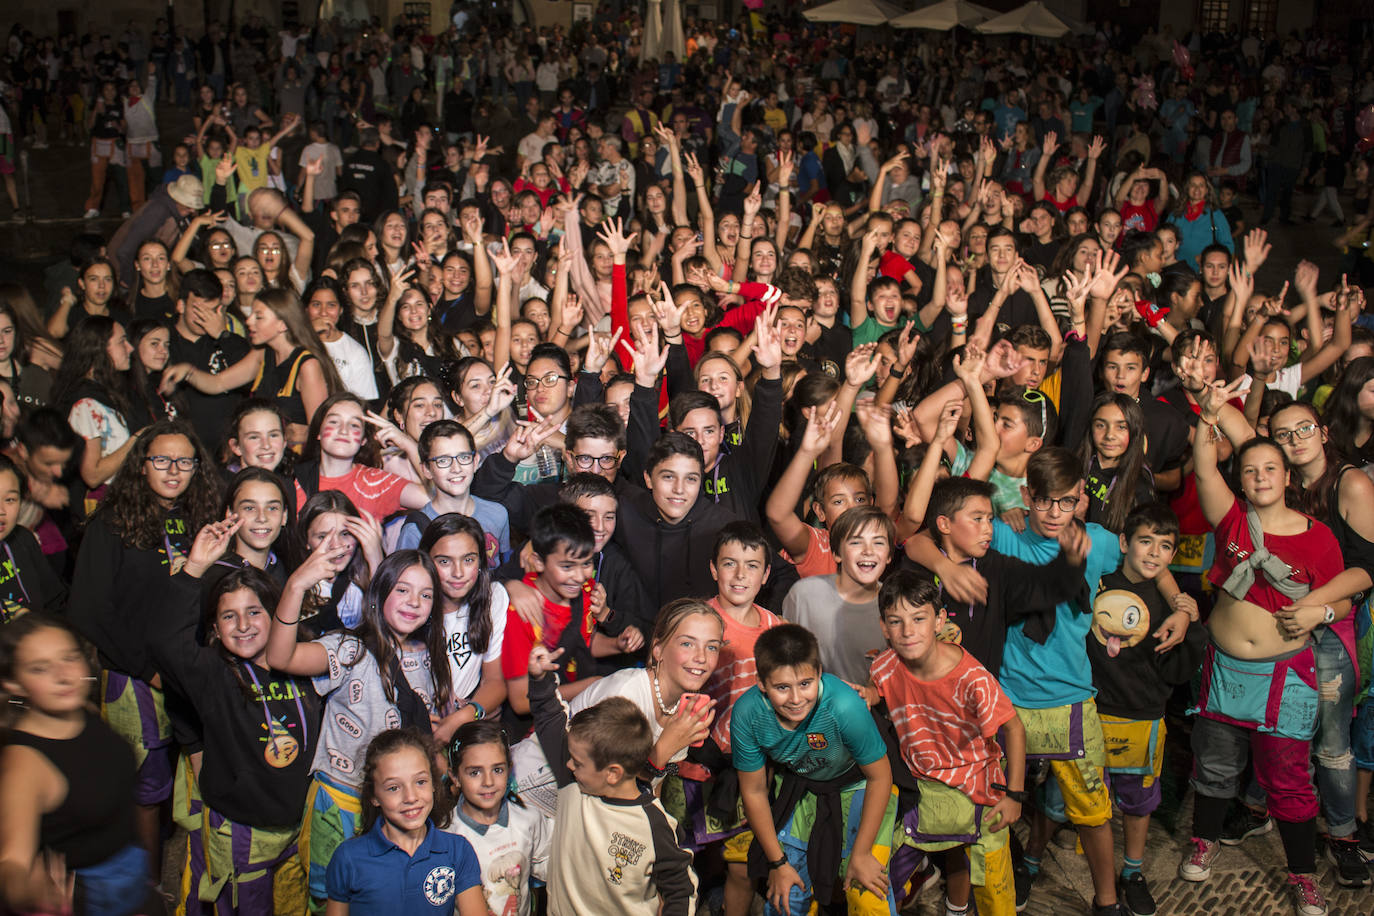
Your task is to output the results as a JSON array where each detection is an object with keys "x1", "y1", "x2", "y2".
[
  {"x1": 1015, "y1": 699, "x2": 1111, "y2": 828},
  {"x1": 722, "y1": 829, "x2": 753, "y2": 864}
]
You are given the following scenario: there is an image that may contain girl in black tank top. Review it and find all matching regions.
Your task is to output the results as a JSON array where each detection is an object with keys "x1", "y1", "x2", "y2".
[{"x1": 0, "y1": 614, "x2": 153, "y2": 915}]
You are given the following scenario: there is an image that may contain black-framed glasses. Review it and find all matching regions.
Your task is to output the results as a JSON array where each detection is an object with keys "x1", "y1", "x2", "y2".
[
  {"x1": 146, "y1": 455, "x2": 199, "y2": 471},
  {"x1": 1030, "y1": 494, "x2": 1080, "y2": 513},
  {"x1": 1272, "y1": 423, "x2": 1319, "y2": 445},
  {"x1": 523, "y1": 372, "x2": 569, "y2": 390},
  {"x1": 571, "y1": 453, "x2": 619, "y2": 470},
  {"x1": 427, "y1": 453, "x2": 477, "y2": 469}
]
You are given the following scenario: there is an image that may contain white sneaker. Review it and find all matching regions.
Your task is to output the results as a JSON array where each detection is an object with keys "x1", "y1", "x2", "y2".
[{"x1": 83, "y1": 209, "x2": 100, "y2": 219}]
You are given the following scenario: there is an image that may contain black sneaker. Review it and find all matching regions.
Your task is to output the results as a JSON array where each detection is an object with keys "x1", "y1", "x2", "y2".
[
  {"x1": 1092, "y1": 901, "x2": 1129, "y2": 916},
  {"x1": 1326, "y1": 836, "x2": 1371, "y2": 887},
  {"x1": 1118, "y1": 871, "x2": 1157, "y2": 916},
  {"x1": 1220, "y1": 804, "x2": 1273, "y2": 845},
  {"x1": 1357, "y1": 819, "x2": 1374, "y2": 862},
  {"x1": 1013, "y1": 861, "x2": 1032, "y2": 912}
]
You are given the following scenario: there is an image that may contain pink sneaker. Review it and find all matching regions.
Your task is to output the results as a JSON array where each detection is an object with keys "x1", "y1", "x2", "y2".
[{"x1": 1178, "y1": 837, "x2": 1218, "y2": 882}]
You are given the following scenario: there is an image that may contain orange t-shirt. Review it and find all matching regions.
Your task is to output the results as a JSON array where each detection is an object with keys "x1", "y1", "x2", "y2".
[
  {"x1": 294, "y1": 465, "x2": 410, "y2": 518},
  {"x1": 869, "y1": 646, "x2": 1015, "y2": 805},
  {"x1": 782, "y1": 524, "x2": 836, "y2": 579},
  {"x1": 704, "y1": 597, "x2": 784, "y2": 752}
]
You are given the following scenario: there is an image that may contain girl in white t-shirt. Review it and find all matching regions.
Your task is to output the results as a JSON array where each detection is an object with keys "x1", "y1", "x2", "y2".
[
  {"x1": 445, "y1": 720, "x2": 550, "y2": 916},
  {"x1": 420, "y1": 512, "x2": 511, "y2": 747}
]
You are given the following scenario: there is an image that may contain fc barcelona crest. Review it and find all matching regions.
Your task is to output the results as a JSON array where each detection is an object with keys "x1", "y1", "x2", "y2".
[{"x1": 806, "y1": 733, "x2": 828, "y2": 749}]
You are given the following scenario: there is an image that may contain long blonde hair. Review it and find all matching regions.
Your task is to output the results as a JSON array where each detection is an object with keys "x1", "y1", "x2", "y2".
[{"x1": 255, "y1": 287, "x2": 345, "y2": 394}]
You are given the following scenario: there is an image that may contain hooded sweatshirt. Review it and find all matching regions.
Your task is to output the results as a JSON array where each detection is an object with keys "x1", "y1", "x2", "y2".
[{"x1": 612, "y1": 487, "x2": 734, "y2": 612}]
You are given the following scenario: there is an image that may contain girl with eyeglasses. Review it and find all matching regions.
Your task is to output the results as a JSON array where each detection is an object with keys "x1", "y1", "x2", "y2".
[
  {"x1": 66, "y1": 419, "x2": 220, "y2": 875},
  {"x1": 1264, "y1": 401, "x2": 1374, "y2": 873},
  {"x1": 172, "y1": 217, "x2": 237, "y2": 275},
  {"x1": 254, "y1": 229, "x2": 313, "y2": 295}
]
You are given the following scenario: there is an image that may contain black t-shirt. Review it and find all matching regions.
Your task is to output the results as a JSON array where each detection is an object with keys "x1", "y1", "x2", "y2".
[
  {"x1": 133, "y1": 291, "x2": 175, "y2": 321},
  {"x1": 1139, "y1": 395, "x2": 1190, "y2": 475},
  {"x1": 169, "y1": 329, "x2": 251, "y2": 449},
  {"x1": 1087, "y1": 569, "x2": 1206, "y2": 720}
]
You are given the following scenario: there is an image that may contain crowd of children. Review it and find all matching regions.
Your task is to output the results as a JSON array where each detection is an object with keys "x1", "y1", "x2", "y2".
[{"x1": 4, "y1": 10, "x2": 1374, "y2": 916}]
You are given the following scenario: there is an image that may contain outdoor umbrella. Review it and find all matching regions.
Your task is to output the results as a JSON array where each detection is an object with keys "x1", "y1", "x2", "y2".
[
  {"x1": 975, "y1": 1, "x2": 1085, "y2": 38},
  {"x1": 802, "y1": 0, "x2": 907, "y2": 26},
  {"x1": 643, "y1": 0, "x2": 664, "y2": 61},
  {"x1": 891, "y1": 0, "x2": 998, "y2": 30}
]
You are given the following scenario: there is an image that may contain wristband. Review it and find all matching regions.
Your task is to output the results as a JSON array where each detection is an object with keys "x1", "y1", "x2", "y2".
[
  {"x1": 992, "y1": 783, "x2": 1030, "y2": 804},
  {"x1": 951, "y1": 315, "x2": 968, "y2": 333},
  {"x1": 1323, "y1": 604, "x2": 1336, "y2": 625},
  {"x1": 644, "y1": 757, "x2": 667, "y2": 778},
  {"x1": 767, "y1": 854, "x2": 789, "y2": 870},
  {"x1": 468, "y1": 701, "x2": 485, "y2": 721}
]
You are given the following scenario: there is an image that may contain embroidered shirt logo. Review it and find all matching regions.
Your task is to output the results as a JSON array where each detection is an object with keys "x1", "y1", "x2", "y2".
[
  {"x1": 806, "y1": 732, "x2": 828, "y2": 749},
  {"x1": 423, "y1": 865, "x2": 456, "y2": 905}
]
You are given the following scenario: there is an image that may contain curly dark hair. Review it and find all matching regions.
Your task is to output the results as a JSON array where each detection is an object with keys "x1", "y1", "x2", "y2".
[
  {"x1": 96, "y1": 420, "x2": 222, "y2": 550},
  {"x1": 51, "y1": 316, "x2": 133, "y2": 422}
]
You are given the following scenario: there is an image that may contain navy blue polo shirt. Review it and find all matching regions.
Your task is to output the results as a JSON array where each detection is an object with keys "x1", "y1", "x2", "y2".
[{"x1": 326, "y1": 819, "x2": 480, "y2": 914}]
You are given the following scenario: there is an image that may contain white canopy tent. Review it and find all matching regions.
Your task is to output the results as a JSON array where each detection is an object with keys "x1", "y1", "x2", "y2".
[
  {"x1": 890, "y1": 0, "x2": 999, "y2": 31},
  {"x1": 975, "y1": 1, "x2": 1090, "y2": 38},
  {"x1": 801, "y1": 0, "x2": 908, "y2": 26}
]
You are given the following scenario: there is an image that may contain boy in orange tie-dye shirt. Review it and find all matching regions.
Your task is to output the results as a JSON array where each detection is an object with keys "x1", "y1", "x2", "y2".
[{"x1": 867, "y1": 569, "x2": 1027, "y2": 916}]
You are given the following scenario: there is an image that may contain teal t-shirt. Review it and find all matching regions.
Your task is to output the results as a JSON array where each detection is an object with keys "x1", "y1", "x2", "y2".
[
  {"x1": 991, "y1": 520, "x2": 1121, "y2": 709},
  {"x1": 950, "y1": 442, "x2": 1025, "y2": 515},
  {"x1": 730, "y1": 673, "x2": 886, "y2": 780}
]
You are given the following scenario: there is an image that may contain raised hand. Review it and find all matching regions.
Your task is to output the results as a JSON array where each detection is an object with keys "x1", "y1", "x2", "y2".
[
  {"x1": 503, "y1": 413, "x2": 562, "y2": 462},
  {"x1": 751, "y1": 304, "x2": 784, "y2": 371},
  {"x1": 985, "y1": 339, "x2": 1025, "y2": 379},
  {"x1": 1089, "y1": 247, "x2": 1129, "y2": 300},
  {"x1": 631, "y1": 325, "x2": 669, "y2": 387},
  {"x1": 776, "y1": 149, "x2": 795, "y2": 187},
  {"x1": 528, "y1": 645, "x2": 565, "y2": 680},
  {"x1": 743, "y1": 182, "x2": 763, "y2": 217},
  {"x1": 596, "y1": 217, "x2": 638, "y2": 257},
  {"x1": 1242, "y1": 228, "x2": 1271, "y2": 271},
  {"x1": 1041, "y1": 130, "x2": 1059, "y2": 156},
  {"x1": 932, "y1": 399, "x2": 964, "y2": 444},
  {"x1": 305, "y1": 155, "x2": 324, "y2": 177},
  {"x1": 798, "y1": 399, "x2": 842, "y2": 455},
  {"x1": 583, "y1": 325, "x2": 624, "y2": 374},
  {"x1": 844, "y1": 342, "x2": 882, "y2": 387},
  {"x1": 1293, "y1": 260, "x2": 1319, "y2": 301},
  {"x1": 489, "y1": 237, "x2": 521, "y2": 276},
  {"x1": 1087, "y1": 134, "x2": 1106, "y2": 160}
]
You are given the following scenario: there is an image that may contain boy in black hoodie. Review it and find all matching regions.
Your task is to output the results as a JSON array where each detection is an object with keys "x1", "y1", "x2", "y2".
[
  {"x1": 624, "y1": 306, "x2": 784, "y2": 524},
  {"x1": 613, "y1": 432, "x2": 737, "y2": 612},
  {"x1": 1087, "y1": 503, "x2": 1204, "y2": 916}
]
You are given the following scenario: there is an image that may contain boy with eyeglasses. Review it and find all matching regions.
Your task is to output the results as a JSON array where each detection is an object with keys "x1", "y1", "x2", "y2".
[
  {"x1": 991, "y1": 449, "x2": 1189, "y2": 916},
  {"x1": 472, "y1": 404, "x2": 632, "y2": 537},
  {"x1": 395, "y1": 419, "x2": 510, "y2": 565}
]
